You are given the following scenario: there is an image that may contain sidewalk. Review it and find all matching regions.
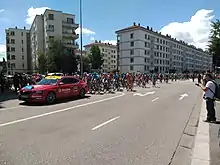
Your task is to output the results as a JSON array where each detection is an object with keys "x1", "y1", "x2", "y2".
[{"x1": 191, "y1": 100, "x2": 220, "y2": 165}]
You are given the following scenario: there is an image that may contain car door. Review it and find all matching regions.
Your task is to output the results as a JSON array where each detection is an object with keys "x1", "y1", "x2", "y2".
[
  {"x1": 58, "y1": 78, "x2": 74, "y2": 98},
  {"x1": 71, "y1": 78, "x2": 80, "y2": 96}
]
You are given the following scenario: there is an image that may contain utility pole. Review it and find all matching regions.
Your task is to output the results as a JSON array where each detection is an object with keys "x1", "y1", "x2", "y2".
[{"x1": 80, "y1": 0, "x2": 83, "y2": 76}]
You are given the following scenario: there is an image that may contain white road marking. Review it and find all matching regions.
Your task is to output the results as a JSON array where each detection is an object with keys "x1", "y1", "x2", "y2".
[
  {"x1": 133, "y1": 91, "x2": 155, "y2": 97},
  {"x1": 152, "y1": 97, "x2": 159, "y2": 102},
  {"x1": 179, "y1": 93, "x2": 188, "y2": 100},
  {"x1": 0, "y1": 106, "x2": 24, "y2": 111},
  {"x1": 92, "y1": 116, "x2": 120, "y2": 131},
  {"x1": 0, "y1": 93, "x2": 125, "y2": 127}
]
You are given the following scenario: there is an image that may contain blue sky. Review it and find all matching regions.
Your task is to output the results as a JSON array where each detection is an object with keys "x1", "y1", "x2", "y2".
[{"x1": 0, "y1": 0, "x2": 220, "y2": 60}]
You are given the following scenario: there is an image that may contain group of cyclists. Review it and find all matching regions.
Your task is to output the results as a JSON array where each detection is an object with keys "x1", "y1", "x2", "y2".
[
  {"x1": 0, "y1": 71, "x2": 202, "y2": 95},
  {"x1": 82, "y1": 72, "x2": 184, "y2": 94}
]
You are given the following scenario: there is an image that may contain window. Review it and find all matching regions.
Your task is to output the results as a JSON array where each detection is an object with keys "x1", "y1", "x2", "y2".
[
  {"x1": 130, "y1": 58, "x2": 134, "y2": 63},
  {"x1": 11, "y1": 39, "x2": 15, "y2": 44},
  {"x1": 130, "y1": 41, "x2": 134, "y2": 47},
  {"x1": 145, "y1": 34, "x2": 147, "y2": 39},
  {"x1": 21, "y1": 32, "x2": 23, "y2": 36},
  {"x1": 61, "y1": 78, "x2": 75, "y2": 84},
  {"x1": 145, "y1": 65, "x2": 147, "y2": 71},
  {"x1": 22, "y1": 48, "x2": 24, "y2": 52},
  {"x1": 22, "y1": 63, "x2": 24, "y2": 68},
  {"x1": 145, "y1": 58, "x2": 147, "y2": 63},
  {"x1": 8, "y1": 63, "x2": 10, "y2": 68},
  {"x1": 130, "y1": 33, "x2": 134, "y2": 39},
  {"x1": 7, "y1": 47, "x2": 10, "y2": 52},
  {"x1": 130, "y1": 49, "x2": 134, "y2": 55},
  {"x1": 130, "y1": 65, "x2": 133, "y2": 71},
  {"x1": 11, "y1": 31, "x2": 15, "y2": 35},
  {"x1": 11, "y1": 55, "x2": 15, "y2": 60},
  {"x1": 49, "y1": 36, "x2": 54, "y2": 40},
  {"x1": 67, "y1": 18, "x2": 74, "y2": 24},
  {"x1": 11, "y1": 47, "x2": 15, "y2": 52},
  {"x1": 48, "y1": 14, "x2": 54, "y2": 20},
  {"x1": 22, "y1": 56, "x2": 24, "y2": 60},
  {"x1": 145, "y1": 50, "x2": 147, "y2": 55},
  {"x1": 157, "y1": 38, "x2": 159, "y2": 42},
  {"x1": 48, "y1": 25, "x2": 54, "y2": 32},
  {"x1": 7, "y1": 39, "x2": 10, "y2": 44},
  {"x1": 7, "y1": 55, "x2": 10, "y2": 60},
  {"x1": 145, "y1": 42, "x2": 147, "y2": 47},
  {"x1": 11, "y1": 63, "x2": 16, "y2": 68}
]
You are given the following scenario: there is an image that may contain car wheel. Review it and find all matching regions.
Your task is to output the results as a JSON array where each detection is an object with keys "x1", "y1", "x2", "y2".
[
  {"x1": 46, "y1": 92, "x2": 56, "y2": 104},
  {"x1": 79, "y1": 88, "x2": 85, "y2": 98}
]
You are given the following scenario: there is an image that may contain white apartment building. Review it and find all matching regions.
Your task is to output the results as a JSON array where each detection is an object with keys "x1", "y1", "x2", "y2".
[
  {"x1": 31, "y1": 9, "x2": 79, "y2": 71},
  {"x1": 116, "y1": 23, "x2": 213, "y2": 73},
  {"x1": 84, "y1": 41, "x2": 117, "y2": 72},
  {"x1": 5, "y1": 27, "x2": 31, "y2": 75}
]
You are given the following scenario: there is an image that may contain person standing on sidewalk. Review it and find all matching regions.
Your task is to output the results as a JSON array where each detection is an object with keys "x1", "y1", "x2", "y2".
[{"x1": 198, "y1": 73, "x2": 216, "y2": 122}]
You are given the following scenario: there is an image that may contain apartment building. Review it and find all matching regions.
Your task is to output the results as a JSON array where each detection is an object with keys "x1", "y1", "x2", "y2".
[
  {"x1": 84, "y1": 41, "x2": 117, "y2": 72},
  {"x1": 31, "y1": 9, "x2": 79, "y2": 71},
  {"x1": 116, "y1": 23, "x2": 212, "y2": 73},
  {"x1": 5, "y1": 27, "x2": 31, "y2": 75}
]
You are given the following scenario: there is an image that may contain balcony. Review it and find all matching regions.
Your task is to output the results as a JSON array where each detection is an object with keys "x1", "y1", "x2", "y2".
[
  {"x1": 62, "y1": 21, "x2": 79, "y2": 29},
  {"x1": 62, "y1": 31, "x2": 79, "y2": 39},
  {"x1": 64, "y1": 42, "x2": 79, "y2": 49}
]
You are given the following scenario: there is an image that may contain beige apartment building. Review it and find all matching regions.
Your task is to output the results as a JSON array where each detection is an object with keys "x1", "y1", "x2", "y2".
[
  {"x1": 5, "y1": 27, "x2": 31, "y2": 75},
  {"x1": 84, "y1": 41, "x2": 117, "y2": 72},
  {"x1": 30, "y1": 9, "x2": 79, "y2": 71},
  {"x1": 116, "y1": 23, "x2": 212, "y2": 73}
]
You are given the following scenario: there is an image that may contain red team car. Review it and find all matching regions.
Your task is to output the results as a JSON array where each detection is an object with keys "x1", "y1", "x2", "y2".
[{"x1": 18, "y1": 75, "x2": 88, "y2": 104}]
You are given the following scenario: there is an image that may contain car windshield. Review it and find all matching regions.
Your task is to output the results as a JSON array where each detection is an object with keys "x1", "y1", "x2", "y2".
[{"x1": 37, "y1": 78, "x2": 59, "y2": 85}]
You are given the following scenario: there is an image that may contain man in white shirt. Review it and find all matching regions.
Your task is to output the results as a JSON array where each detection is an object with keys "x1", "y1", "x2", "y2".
[{"x1": 198, "y1": 73, "x2": 216, "y2": 122}]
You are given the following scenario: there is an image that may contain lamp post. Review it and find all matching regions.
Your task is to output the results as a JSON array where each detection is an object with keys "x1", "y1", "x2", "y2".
[{"x1": 80, "y1": 0, "x2": 83, "y2": 76}]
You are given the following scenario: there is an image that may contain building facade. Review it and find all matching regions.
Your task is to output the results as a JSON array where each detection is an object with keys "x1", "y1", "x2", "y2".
[
  {"x1": 116, "y1": 23, "x2": 213, "y2": 73},
  {"x1": 84, "y1": 41, "x2": 117, "y2": 72},
  {"x1": 5, "y1": 27, "x2": 31, "y2": 75},
  {"x1": 30, "y1": 9, "x2": 79, "y2": 72}
]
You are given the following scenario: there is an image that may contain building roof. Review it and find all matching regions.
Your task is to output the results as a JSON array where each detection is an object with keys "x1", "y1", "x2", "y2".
[{"x1": 84, "y1": 42, "x2": 117, "y2": 48}]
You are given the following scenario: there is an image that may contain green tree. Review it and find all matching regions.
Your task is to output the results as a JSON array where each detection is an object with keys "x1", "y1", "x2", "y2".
[
  {"x1": 46, "y1": 39, "x2": 78, "y2": 73},
  {"x1": 77, "y1": 55, "x2": 91, "y2": 72},
  {"x1": 89, "y1": 45, "x2": 104, "y2": 70},
  {"x1": 37, "y1": 52, "x2": 47, "y2": 74},
  {"x1": 208, "y1": 19, "x2": 220, "y2": 67}
]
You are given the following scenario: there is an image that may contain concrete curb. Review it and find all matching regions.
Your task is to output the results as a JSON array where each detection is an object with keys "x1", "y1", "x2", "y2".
[{"x1": 191, "y1": 100, "x2": 210, "y2": 165}]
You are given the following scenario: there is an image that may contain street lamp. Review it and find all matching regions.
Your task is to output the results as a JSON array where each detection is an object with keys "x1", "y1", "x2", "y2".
[{"x1": 80, "y1": 0, "x2": 83, "y2": 76}]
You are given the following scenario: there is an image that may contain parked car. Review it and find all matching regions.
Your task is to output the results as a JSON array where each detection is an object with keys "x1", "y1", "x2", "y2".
[{"x1": 18, "y1": 75, "x2": 88, "y2": 104}]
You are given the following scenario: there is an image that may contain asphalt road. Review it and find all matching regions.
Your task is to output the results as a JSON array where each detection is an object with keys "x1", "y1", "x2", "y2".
[{"x1": 0, "y1": 80, "x2": 202, "y2": 165}]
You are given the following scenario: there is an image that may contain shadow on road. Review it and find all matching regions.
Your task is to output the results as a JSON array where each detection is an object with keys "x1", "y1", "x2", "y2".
[
  {"x1": 0, "y1": 90, "x2": 18, "y2": 108},
  {"x1": 19, "y1": 95, "x2": 91, "y2": 107}
]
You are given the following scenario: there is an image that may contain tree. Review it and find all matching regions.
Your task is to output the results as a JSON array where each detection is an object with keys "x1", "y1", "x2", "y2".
[
  {"x1": 208, "y1": 19, "x2": 220, "y2": 67},
  {"x1": 46, "y1": 39, "x2": 78, "y2": 73},
  {"x1": 37, "y1": 52, "x2": 47, "y2": 74},
  {"x1": 77, "y1": 55, "x2": 91, "y2": 72},
  {"x1": 89, "y1": 45, "x2": 104, "y2": 70}
]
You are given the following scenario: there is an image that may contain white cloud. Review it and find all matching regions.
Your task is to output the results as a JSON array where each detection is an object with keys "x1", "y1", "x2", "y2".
[
  {"x1": 0, "y1": 9, "x2": 4, "y2": 13},
  {"x1": 90, "y1": 36, "x2": 95, "y2": 41},
  {"x1": 0, "y1": 44, "x2": 6, "y2": 59},
  {"x1": 26, "y1": 7, "x2": 50, "y2": 25},
  {"x1": 160, "y1": 9, "x2": 214, "y2": 49},
  {"x1": 102, "y1": 40, "x2": 117, "y2": 45},
  {"x1": 75, "y1": 27, "x2": 96, "y2": 35}
]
